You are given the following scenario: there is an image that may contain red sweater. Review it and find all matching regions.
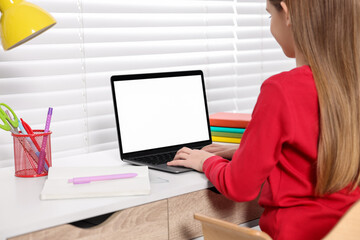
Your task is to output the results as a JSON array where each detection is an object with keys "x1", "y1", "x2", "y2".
[{"x1": 203, "y1": 65, "x2": 360, "y2": 240}]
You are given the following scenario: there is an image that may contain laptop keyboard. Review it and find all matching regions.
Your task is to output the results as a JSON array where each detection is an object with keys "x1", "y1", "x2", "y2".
[{"x1": 129, "y1": 150, "x2": 178, "y2": 165}]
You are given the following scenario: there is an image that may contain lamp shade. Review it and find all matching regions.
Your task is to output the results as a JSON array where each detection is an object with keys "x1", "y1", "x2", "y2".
[{"x1": 0, "y1": 0, "x2": 56, "y2": 50}]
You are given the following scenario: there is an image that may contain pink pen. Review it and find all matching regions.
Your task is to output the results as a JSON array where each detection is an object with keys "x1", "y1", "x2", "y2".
[
  {"x1": 68, "y1": 173, "x2": 138, "y2": 184},
  {"x1": 37, "y1": 107, "x2": 53, "y2": 174}
]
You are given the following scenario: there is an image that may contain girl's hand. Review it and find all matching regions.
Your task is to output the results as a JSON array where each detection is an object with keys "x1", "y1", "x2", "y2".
[
  {"x1": 167, "y1": 147, "x2": 215, "y2": 172},
  {"x1": 201, "y1": 143, "x2": 239, "y2": 160}
]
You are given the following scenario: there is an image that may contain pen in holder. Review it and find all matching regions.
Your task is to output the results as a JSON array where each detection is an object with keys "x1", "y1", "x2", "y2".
[{"x1": 12, "y1": 130, "x2": 52, "y2": 177}]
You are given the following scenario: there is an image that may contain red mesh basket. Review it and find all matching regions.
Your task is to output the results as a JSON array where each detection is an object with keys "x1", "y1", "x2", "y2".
[{"x1": 12, "y1": 130, "x2": 52, "y2": 178}]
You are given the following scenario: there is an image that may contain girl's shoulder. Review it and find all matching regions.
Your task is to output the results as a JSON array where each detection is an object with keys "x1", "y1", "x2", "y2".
[
  {"x1": 260, "y1": 65, "x2": 317, "y2": 103},
  {"x1": 266, "y1": 65, "x2": 313, "y2": 84},
  {"x1": 262, "y1": 65, "x2": 315, "y2": 92}
]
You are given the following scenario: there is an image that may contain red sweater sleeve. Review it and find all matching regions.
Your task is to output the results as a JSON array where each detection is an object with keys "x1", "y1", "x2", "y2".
[{"x1": 203, "y1": 78, "x2": 294, "y2": 202}]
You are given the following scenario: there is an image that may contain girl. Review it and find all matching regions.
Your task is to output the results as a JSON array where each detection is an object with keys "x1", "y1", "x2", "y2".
[{"x1": 168, "y1": 0, "x2": 360, "y2": 239}]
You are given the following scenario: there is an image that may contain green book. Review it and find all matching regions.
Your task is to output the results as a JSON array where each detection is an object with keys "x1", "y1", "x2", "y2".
[
  {"x1": 210, "y1": 126, "x2": 246, "y2": 134},
  {"x1": 211, "y1": 131, "x2": 243, "y2": 138}
]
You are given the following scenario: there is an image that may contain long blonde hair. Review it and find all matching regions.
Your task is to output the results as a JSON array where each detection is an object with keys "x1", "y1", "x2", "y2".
[{"x1": 269, "y1": 0, "x2": 360, "y2": 195}]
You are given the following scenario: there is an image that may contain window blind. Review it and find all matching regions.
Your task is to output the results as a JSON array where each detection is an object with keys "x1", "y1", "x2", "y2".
[{"x1": 0, "y1": 0, "x2": 295, "y2": 167}]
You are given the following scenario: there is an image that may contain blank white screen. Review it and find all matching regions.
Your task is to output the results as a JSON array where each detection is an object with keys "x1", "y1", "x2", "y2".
[{"x1": 114, "y1": 74, "x2": 210, "y2": 153}]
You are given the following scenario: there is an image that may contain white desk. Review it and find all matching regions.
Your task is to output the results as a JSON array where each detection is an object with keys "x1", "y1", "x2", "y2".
[{"x1": 0, "y1": 149, "x2": 262, "y2": 240}]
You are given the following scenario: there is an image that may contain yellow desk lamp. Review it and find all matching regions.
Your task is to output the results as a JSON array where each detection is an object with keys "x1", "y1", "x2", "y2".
[{"x1": 0, "y1": 0, "x2": 56, "y2": 50}]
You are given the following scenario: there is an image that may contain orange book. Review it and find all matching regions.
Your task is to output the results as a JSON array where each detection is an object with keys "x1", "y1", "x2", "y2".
[{"x1": 209, "y1": 112, "x2": 251, "y2": 128}]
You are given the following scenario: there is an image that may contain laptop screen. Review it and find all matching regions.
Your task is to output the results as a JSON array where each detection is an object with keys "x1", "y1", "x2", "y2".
[{"x1": 111, "y1": 70, "x2": 211, "y2": 155}]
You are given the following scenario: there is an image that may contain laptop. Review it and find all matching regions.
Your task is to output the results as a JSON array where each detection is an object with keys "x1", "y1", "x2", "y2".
[{"x1": 111, "y1": 70, "x2": 212, "y2": 173}]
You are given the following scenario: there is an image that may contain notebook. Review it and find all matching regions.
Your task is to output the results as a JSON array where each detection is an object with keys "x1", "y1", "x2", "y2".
[
  {"x1": 40, "y1": 166, "x2": 150, "y2": 200},
  {"x1": 111, "y1": 70, "x2": 212, "y2": 173}
]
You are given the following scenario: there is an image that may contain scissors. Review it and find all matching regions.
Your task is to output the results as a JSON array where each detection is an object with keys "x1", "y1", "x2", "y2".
[{"x1": 0, "y1": 103, "x2": 19, "y2": 133}]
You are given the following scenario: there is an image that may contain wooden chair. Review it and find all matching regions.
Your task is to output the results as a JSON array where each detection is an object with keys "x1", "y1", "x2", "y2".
[
  {"x1": 194, "y1": 200, "x2": 360, "y2": 240},
  {"x1": 194, "y1": 213, "x2": 271, "y2": 240},
  {"x1": 322, "y1": 199, "x2": 360, "y2": 240}
]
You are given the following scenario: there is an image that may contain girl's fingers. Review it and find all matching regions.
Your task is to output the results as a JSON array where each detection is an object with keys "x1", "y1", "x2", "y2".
[
  {"x1": 167, "y1": 160, "x2": 186, "y2": 167},
  {"x1": 173, "y1": 152, "x2": 189, "y2": 160},
  {"x1": 178, "y1": 147, "x2": 192, "y2": 154}
]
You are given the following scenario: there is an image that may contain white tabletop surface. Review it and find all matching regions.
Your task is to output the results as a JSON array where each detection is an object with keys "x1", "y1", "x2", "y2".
[{"x1": 0, "y1": 149, "x2": 212, "y2": 240}]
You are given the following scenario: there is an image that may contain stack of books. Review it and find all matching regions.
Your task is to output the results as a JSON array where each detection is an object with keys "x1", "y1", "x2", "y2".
[{"x1": 209, "y1": 112, "x2": 251, "y2": 144}]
